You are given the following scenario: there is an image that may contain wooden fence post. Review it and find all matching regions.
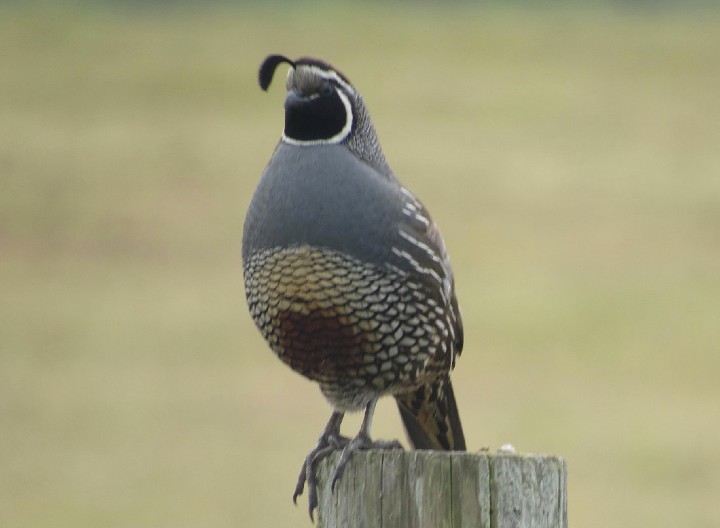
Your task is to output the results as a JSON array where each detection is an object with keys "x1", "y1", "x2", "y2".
[{"x1": 316, "y1": 450, "x2": 567, "y2": 528}]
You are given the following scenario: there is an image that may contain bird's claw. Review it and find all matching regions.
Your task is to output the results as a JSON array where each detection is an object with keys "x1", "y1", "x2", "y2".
[
  {"x1": 330, "y1": 435, "x2": 404, "y2": 492},
  {"x1": 293, "y1": 434, "x2": 402, "y2": 519},
  {"x1": 293, "y1": 402, "x2": 403, "y2": 521},
  {"x1": 293, "y1": 433, "x2": 350, "y2": 519}
]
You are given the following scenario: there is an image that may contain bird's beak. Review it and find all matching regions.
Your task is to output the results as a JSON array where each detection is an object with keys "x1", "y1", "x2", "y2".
[{"x1": 284, "y1": 91, "x2": 305, "y2": 110}]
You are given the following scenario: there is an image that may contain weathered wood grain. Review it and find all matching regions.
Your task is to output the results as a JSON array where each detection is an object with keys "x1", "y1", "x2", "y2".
[{"x1": 316, "y1": 450, "x2": 566, "y2": 528}]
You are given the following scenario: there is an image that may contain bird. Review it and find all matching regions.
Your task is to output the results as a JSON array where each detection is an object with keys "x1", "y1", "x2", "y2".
[{"x1": 242, "y1": 54, "x2": 466, "y2": 519}]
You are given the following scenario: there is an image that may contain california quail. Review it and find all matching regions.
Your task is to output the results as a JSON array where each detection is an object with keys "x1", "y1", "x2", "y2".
[{"x1": 243, "y1": 54, "x2": 466, "y2": 518}]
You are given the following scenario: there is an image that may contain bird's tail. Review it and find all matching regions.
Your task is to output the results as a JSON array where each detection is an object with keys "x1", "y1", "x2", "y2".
[{"x1": 394, "y1": 376, "x2": 466, "y2": 451}]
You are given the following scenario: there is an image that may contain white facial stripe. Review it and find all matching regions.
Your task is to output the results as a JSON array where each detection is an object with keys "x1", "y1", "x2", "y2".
[
  {"x1": 332, "y1": 90, "x2": 354, "y2": 141},
  {"x1": 301, "y1": 65, "x2": 356, "y2": 96},
  {"x1": 281, "y1": 88, "x2": 354, "y2": 146}
]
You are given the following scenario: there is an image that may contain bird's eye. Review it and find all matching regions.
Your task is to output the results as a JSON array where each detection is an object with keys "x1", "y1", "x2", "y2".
[{"x1": 319, "y1": 83, "x2": 334, "y2": 97}]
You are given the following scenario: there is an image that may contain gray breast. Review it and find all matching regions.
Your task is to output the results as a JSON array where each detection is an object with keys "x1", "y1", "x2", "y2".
[{"x1": 243, "y1": 143, "x2": 404, "y2": 268}]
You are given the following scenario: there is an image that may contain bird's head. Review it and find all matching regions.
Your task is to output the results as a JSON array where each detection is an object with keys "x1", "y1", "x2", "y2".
[{"x1": 258, "y1": 54, "x2": 390, "y2": 173}]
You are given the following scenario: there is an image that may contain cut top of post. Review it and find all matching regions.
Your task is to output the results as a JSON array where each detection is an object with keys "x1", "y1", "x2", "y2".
[{"x1": 316, "y1": 450, "x2": 567, "y2": 528}]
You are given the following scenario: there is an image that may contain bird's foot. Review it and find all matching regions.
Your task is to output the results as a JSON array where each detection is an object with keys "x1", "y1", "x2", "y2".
[
  {"x1": 293, "y1": 430, "x2": 349, "y2": 520},
  {"x1": 293, "y1": 401, "x2": 402, "y2": 520},
  {"x1": 329, "y1": 433, "x2": 403, "y2": 492}
]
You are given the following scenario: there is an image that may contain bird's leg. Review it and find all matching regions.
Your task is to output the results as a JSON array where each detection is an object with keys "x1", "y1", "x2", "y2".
[
  {"x1": 293, "y1": 411, "x2": 348, "y2": 519},
  {"x1": 329, "y1": 398, "x2": 403, "y2": 492}
]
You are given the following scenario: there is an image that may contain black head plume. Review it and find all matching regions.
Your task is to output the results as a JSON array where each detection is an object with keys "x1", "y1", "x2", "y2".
[{"x1": 259, "y1": 54, "x2": 296, "y2": 91}]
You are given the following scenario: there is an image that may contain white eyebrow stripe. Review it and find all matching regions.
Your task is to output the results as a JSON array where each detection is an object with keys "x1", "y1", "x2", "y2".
[{"x1": 302, "y1": 65, "x2": 356, "y2": 95}]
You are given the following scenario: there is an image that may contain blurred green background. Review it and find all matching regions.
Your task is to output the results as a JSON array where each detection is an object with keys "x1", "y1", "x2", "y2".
[{"x1": 1, "y1": 2, "x2": 719, "y2": 527}]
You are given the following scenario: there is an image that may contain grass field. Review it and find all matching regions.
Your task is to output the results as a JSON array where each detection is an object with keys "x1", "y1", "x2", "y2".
[{"x1": 1, "y1": 3, "x2": 719, "y2": 527}]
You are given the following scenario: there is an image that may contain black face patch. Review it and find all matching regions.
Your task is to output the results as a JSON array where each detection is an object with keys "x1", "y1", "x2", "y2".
[{"x1": 284, "y1": 89, "x2": 347, "y2": 142}]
